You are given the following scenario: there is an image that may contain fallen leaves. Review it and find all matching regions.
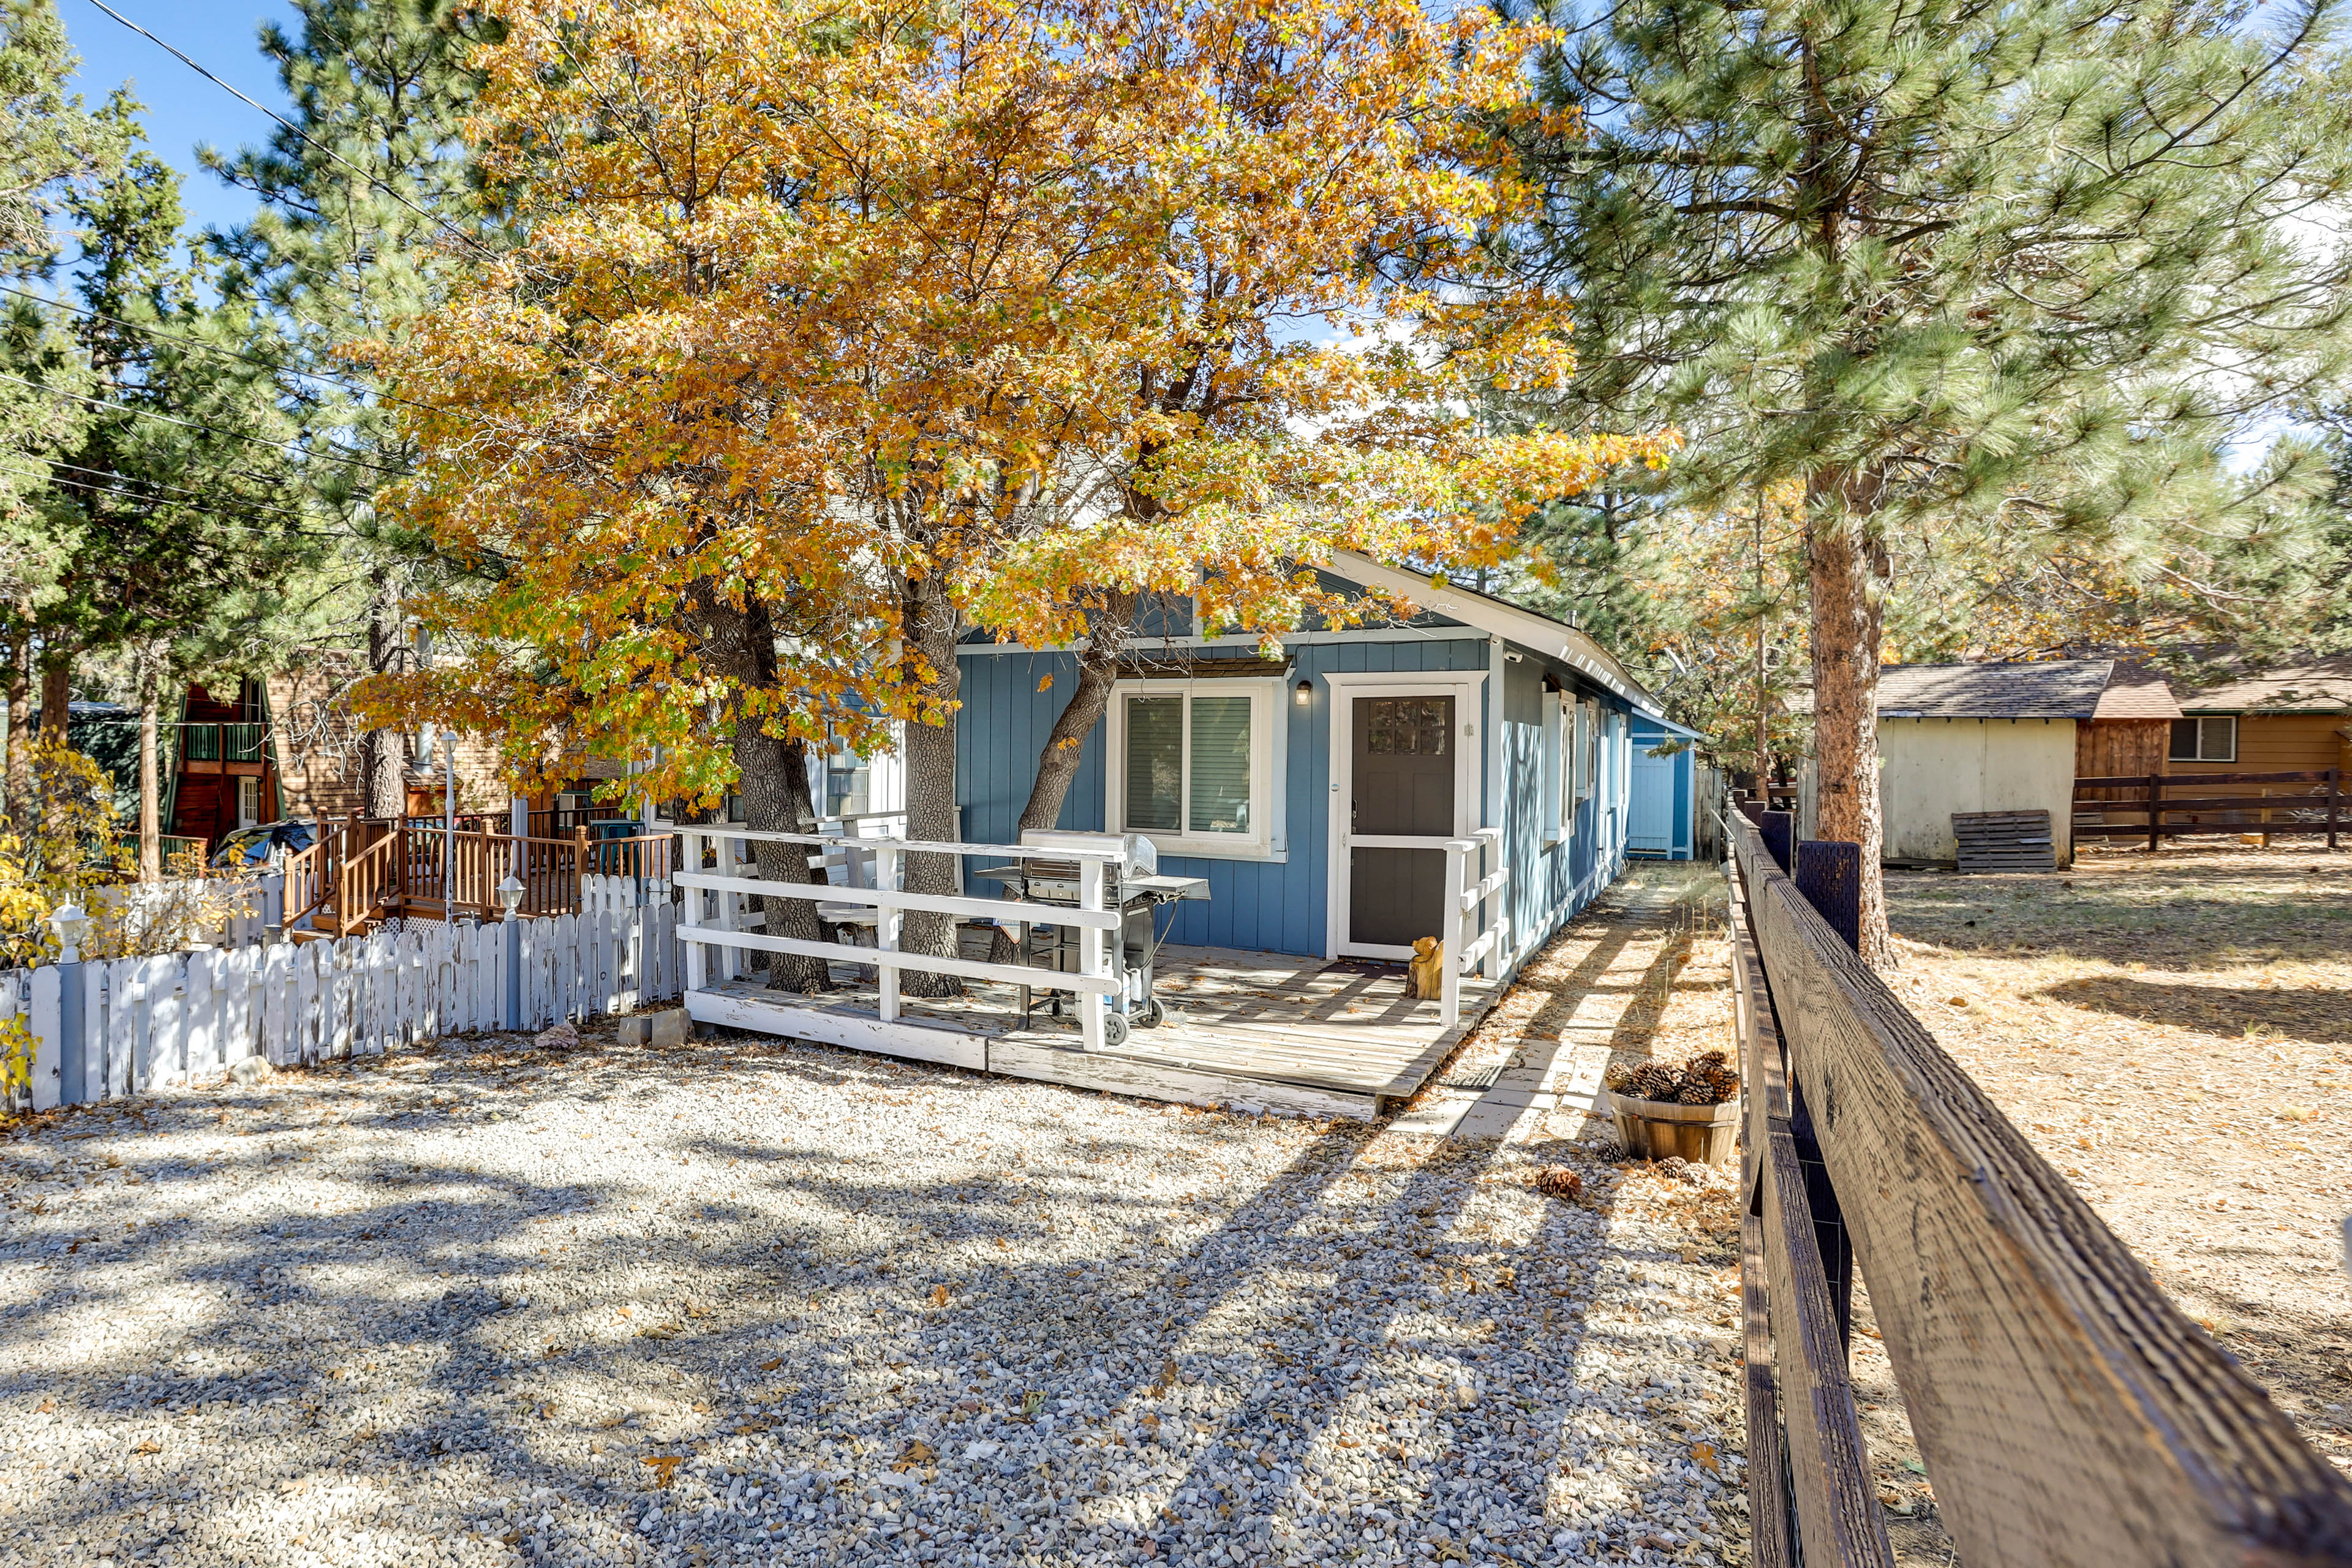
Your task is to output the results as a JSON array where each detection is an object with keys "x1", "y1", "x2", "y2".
[
  {"x1": 643, "y1": 1455, "x2": 683, "y2": 1488},
  {"x1": 929, "y1": 1283, "x2": 949, "y2": 1307},
  {"x1": 758, "y1": 1357, "x2": 783, "y2": 1372},
  {"x1": 891, "y1": 1438, "x2": 935, "y2": 1471},
  {"x1": 637, "y1": 1322, "x2": 681, "y2": 1341},
  {"x1": 1692, "y1": 1441, "x2": 1720, "y2": 1474},
  {"x1": 132, "y1": 1439, "x2": 160, "y2": 1455}
]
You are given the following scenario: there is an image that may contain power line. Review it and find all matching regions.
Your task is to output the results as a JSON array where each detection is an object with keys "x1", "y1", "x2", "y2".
[
  {"x1": 0, "y1": 282, "x2": 616, "y2": 462},
  {"x1": 0, "y1": 370, "x2": 412, "y2": 479},
  {"x1": 0, "y1": 460, "x2": 341, "y2": 540},
  {"x1": 77, "y1": 0, "x2": 499, "y2": 265},
  {"x1": 35, "y1": 454, "x2": 325, "y2": 526}
]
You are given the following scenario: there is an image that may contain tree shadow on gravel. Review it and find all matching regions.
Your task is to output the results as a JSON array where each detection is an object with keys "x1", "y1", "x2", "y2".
[{"x1": 2031, "y1": 976, "x2": 2352, "y2": 1044}]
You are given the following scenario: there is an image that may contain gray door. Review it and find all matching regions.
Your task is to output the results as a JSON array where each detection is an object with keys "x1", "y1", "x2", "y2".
[{"x1": 1349, "y1": 695, "x2": 1455, "y2": 949}]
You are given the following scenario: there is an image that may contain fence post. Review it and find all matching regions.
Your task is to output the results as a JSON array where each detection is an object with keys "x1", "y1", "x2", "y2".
[
  {"x1": 1759, "y1": 809, "x2": 1794, "y2": 873},
  {"x1": 2146, "y1": 771, "x2": 2163, "y2": 852},
  {"x1": 1790, "y1": 836, "x2": 1863, "y2": 1351},
  {"x1": 2328, "y1": 768, "x2": 2341, "y2": 852},
  {"x1": 1077, "y1": 856, "x2": 1107, "y2": 1050},
  {"x1": 1441, "y1": 841, "x2": 1467, "y2": 1028},
  {"x1": 875, "y1": 845, "x2": 902, "y2": 1023},
  {"x1": 1795, "y1": 840, "x2": 1862, "y2": 952}
]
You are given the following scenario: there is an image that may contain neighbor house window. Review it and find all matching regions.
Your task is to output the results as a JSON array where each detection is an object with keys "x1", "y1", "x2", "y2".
[
  {"x1": 1107, "y1": 679, "x2": 1283, "y2": 859},
  {"x1": 238, "y1": 775, "x2": 262, "y2": 829},
  {"x1": 2169, "y1": 715, "x2": 2236, "y2": 763}
]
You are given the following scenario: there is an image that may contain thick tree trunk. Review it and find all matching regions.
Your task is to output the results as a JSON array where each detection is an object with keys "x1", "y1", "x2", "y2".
[
  {"x1": 38, "y1": 649, "x2": 69, "y2": 741},
  {"x1": 364, "y1": 566, "x2": 407, "y2": 818},
  {"x1": 0, "y1": 641, "x2": 27, "y2": 828},
  {"x1": 698, "y1": 590, "x2": 832, "y2": 992},
  {"x1": 897, "y1": 572, "x2": 963, "y2": 997},
  {"x1": 1805, "y1": 484, "x2": 1892, "y2": 966},
  {"x1": 987, "y1": 589, "x2": 1136, "y2": 963},
  {"x1": 137, "y1": 659, "x2": 162, "y2": 883}
]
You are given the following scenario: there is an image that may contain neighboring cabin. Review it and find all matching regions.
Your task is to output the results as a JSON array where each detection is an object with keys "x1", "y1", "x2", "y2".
[
  {"x1": 1870, "y1": 660, "x2": 2116, "y2": 867},
  {"x1": 2166, "y1": 657, "x2": 2352, "y2": 783},
  {"x1": 956, "y1": 552, "x2": 1668, "y2": 967}
]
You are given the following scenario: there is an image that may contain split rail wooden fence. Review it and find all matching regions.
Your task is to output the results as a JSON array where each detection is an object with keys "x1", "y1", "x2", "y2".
[
  {"x1": 2074, "y1": 767, "x2": 2343, "y2": 848},
  {"x1": 1727, "y1": 804, "x2": 2352, "y2": 1567},
  {"x1": 24, "y1": 876, "x2": 681, "y2": 1113}
]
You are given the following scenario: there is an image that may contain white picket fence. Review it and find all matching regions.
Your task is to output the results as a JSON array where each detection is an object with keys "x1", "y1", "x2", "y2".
[{"x1": 26, "y1": 875, "x2": 683, "y2": 1111}]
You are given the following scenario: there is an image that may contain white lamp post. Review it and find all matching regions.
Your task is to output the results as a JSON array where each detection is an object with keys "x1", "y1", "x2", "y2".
[
  {"x1": 48, "y1": 903, "x2": 88, "y2": 965},
  {"x1": 497, "y1": 874, "x2": 525, "y2": 1030}
]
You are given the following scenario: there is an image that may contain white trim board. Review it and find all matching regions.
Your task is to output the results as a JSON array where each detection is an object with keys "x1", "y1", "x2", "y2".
[
  {"x1": 1321, "y1": 670, "x2": 1488, "y2": 962},
  {"x1": 1325, "y1": 551, "x2": 1656, "y2": 710}
]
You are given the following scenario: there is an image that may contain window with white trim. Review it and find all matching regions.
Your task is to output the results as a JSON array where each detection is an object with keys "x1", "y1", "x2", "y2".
[
  {"x1": 1574, "y1": 698, "x2": 1599, "y2": 801},
  {"x1": 2168, "y1": 715, "x2": 2236, "y2": 763},
  {"x1": 1542, "y1": 694, "x2": 1567, "y2": 843},
  {"x1": 1106, "y1": 678, "x2": 1284, "y2": 859}
]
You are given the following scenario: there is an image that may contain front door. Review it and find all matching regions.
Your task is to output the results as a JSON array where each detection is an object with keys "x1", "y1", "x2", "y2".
[{"x1": 1348, "y1": 695, "x2": 1455, "y2": 950}]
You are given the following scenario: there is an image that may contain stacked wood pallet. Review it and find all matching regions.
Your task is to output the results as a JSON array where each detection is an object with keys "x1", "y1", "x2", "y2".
[{"x1": 1950, "y1": 809, "x2": 2055, "y2": 872}]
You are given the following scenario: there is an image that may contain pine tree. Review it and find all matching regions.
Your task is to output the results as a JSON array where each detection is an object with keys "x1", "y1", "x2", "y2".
[
  {"x1": 1511, "y1": 0, "x2": 2352, "y2": 960},
  {"x1": 205, "y1": 0, "x2": 490, "y2": 818}
]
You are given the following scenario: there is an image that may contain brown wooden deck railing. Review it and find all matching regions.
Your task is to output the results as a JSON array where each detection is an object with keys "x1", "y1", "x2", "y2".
[
  {"x1": 281, "y1": 818, "x2": 674, "y2": 932},
  {"x1": 2073, "y1": 767, "x2": 2342, "y2": 848},
  {"x1": 1727, "y1": 805, "x2": 2352, "y2": 1567}
]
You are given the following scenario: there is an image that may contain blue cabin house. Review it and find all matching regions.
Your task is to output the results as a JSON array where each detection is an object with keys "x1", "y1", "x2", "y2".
[
  {"x1": 956, "y1": 551, "x2": 1675, "y2": 980},
  {"x1": 1627, "y1": 712, "x2": 1707, "y2": 861}
]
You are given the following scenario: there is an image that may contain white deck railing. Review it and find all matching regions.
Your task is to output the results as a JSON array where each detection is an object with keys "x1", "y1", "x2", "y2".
[
  {"x1": 671, "y1": 827, "x2": 1128, "y2": 1050},
  {"x1": 1443, "y1": 827, "x2": 1509, "y2": 1027}
]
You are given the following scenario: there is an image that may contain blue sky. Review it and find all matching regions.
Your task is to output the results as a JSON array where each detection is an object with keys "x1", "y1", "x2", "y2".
[{"x1": 62, "y1": 0, "x2": 303, "y2": 240}]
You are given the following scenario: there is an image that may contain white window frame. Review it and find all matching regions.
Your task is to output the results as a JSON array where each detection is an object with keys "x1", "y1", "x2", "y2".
[
  {"x1": 1104, "y1": 677, "x2": 1286, "y2": 861},
  {"x1": 237, "y1": 774, "x2": 261, "y2": 829},
  {"x1": 1542, "y1": 693, "x2": 1567, "y2": 845},
  {"x1": 2169, "y1": 714, "x2": 2237, "y2": 764},
  {"x1": 1573, "y1": 698, "x2": 1599, "y2": 802}
]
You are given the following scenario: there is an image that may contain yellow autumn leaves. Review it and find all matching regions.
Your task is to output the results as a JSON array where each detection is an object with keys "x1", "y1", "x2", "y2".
[{"x1": 361, "y1": 0, "x2": 1670, "y2": 797}]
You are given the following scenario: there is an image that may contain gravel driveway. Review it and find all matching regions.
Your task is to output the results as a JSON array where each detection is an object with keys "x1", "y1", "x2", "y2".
[{"x1": 1, "y1": 878, "x2": 1745, "y2": 1568}]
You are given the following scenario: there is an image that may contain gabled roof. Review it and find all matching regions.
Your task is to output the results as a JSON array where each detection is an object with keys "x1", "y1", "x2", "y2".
[
  {"x1": 1874, "y1": 660, "x2": 2114, "y2": 720},
  {"x1": 2091, "y1": 662, "x2": 2184, "y2": 722},
  {"x1": 1326, "y1": 552, "x2": 1659, "y2": 712},
  {"x1": 2178, "y1": 656, "x2": 2352, "y2": 714}
]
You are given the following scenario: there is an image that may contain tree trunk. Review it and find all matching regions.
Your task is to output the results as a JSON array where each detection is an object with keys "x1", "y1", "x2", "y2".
[
  {"x1": 364, "y1": 565, "x2": 407, "y2": 818},
  {"x1": 698, "y1": 589, "x2": 832, "y2": 992},
  {"x1": 1806, "y1": 484, "x2": 1892, "y2": 965},
  {"x1": 897, "y1": 571, "x2": 963, "y2": 997},
  {"x1": 988, "y1": 589, "x2": 1136, "y2": 963},
  {"x1": 38, "y1": 648, "x2": 69, "y2": 741},
  {"x1": 0, "y1": 640, "x2": 27, "y2": 827},
  {"x1": 137, "y1": 657, "x2": 162, "y2": 883}
]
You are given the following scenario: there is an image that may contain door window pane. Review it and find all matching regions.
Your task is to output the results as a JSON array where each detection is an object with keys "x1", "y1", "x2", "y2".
[
  {"x1": 1189, "y1": 696, "x2": 1253, "y2": 834},
  {"x1": 1125, "y1": 696, "x2": 1183, "y2": 832},
  {"x1": 1365, "y1": 697, "x2": 1449, "y2": 755}
]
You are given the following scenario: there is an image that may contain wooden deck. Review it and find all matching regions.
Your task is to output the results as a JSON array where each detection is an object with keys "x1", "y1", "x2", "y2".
[{"x1": 682, "y1": 941, "x2": 1501, "y2": 1119}]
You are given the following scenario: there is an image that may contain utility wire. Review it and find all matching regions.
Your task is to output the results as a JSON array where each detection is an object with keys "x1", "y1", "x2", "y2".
[
  {"x1": 0, "y1": 285, "x2": 615, "y2": 462},
  {"x1": 77, "y1": 0, "x2": 500, "y2": 265},
  {"x1": 34, "y1": 454, "x2": 325, "y2": 526},
  {"x1": 0, "y1": 461, "x2": 342, "y2": 540},
  {"x1": 0, "y1": 371, "x2": 413, "y2": 480}
]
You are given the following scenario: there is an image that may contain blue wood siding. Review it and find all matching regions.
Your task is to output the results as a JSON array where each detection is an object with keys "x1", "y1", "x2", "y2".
[
  {"x1": 957, "y1": 627, "x2": 1639, "y2": 961},
  {"x1": 1628, "y1": 717, "x2": 1696, "y2": 860}
]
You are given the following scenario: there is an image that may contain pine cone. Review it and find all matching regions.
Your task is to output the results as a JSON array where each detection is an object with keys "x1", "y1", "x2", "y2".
[
  {"x1": 1621, "y1": 1063, "x2": 1678, "y2": 1102},
  {"x1": 1603, "y1": 1063, "x2": 1632, "y2": 1092},
  {"x1": 1695, "y1": 1048, "x2": 1730, "y2": 1067},
  {"x1": 1676, "y1": 1078, "x2": 1717, "y2": 1105}
]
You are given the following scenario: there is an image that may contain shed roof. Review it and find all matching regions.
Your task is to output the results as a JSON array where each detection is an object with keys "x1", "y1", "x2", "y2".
[
  {"x1": 1874, "y1": 660, "x2": 2114, "y2": 720},
  {"x1": 2177, "y1": 656, "x2": 2352, "y2": 714},
  {"x1": 2090, "y1": 662, "x2": 2184, "y2": 722}
]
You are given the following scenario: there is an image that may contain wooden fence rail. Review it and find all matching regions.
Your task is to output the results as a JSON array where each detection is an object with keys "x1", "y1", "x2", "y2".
[
  {"x1": 1726, "y1": 806, "x2": 2352, "y2": 1566},
  {"x1": 2073, "y1": 767, "x2": 2342, "y2": 848}
]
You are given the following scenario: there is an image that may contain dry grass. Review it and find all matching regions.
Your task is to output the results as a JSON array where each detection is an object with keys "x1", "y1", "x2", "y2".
[{"x1": 1884, "y1": 842, "x2": 2352, "y2": 1480}]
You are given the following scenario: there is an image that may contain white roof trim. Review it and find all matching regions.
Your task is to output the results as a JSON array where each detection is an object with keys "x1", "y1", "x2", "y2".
[{"x1": 1326, "y1": 551, "x2": 1657, "y2": 709}]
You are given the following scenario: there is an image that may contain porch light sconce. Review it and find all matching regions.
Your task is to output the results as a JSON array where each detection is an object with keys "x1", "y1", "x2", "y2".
[
  {"x1": 1294, "y1": 679, "x2": 1313, "y2": 707},
  {"x1": 48, "y1": 902, "x2": 88, "y2": 963},
  {"x1": 496, "y1": 875, "x2": 526, "y2": 919}
]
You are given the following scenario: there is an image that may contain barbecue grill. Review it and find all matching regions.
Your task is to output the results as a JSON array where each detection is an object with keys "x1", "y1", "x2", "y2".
[{"x1": 971, "y1": 830, "x2": 1208, "y2": 1046}]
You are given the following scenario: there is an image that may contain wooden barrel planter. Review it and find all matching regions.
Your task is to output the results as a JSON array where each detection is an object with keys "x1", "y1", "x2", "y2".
[{"x1": 1607, "y1": 1089, "x2": 1739, "y2": 1165}]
